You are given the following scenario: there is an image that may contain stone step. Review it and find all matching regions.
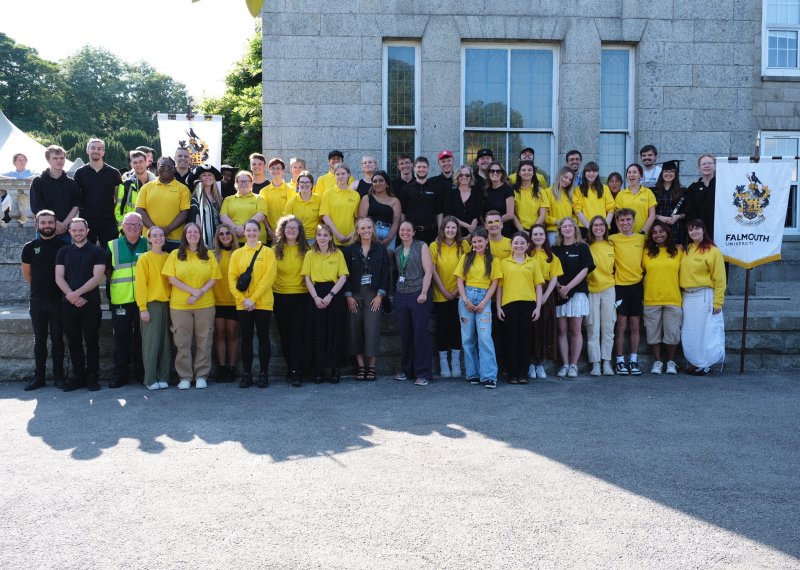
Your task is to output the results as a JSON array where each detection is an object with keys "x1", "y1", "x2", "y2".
[{"x1": 754, "y1": 281, "x2": 800, "y2": 297}]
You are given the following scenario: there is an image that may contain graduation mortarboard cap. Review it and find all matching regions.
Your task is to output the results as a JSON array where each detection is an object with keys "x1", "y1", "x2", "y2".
[{"x1": 659, "y1": 159, "x2": 684, "y2": 177}]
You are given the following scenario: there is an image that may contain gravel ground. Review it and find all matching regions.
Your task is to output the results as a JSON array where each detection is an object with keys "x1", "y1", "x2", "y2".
[{"x1": 1, "y1": 371, "x2": 798, "y2": 569}]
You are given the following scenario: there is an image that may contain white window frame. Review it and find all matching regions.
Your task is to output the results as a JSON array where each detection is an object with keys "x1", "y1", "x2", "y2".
[
  {"x1": 761, "y1": 0, "x2": 800, "y2": 77},
  {"x1": 599, "y1": 46, "x2": 635, "y2": 177},
  {"x1": 382, "y1": 42, "x2": 420, "y2": 175},
  {"x1": 459, "y1": 42, "x2": 559, "y2": 179},
  {"x1": 760, "y1": 130, "x2": 800, "y2": 234}
]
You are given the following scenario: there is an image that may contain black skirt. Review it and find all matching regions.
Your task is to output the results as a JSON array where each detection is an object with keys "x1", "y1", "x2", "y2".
[{"x1": 303, "y1": 282, "x2": 347, "y2": 372}]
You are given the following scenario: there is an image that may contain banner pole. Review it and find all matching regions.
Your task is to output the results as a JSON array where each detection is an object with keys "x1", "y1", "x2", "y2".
[{"x1": 739, "y1": 268, "x2": 751, "y2": 374}]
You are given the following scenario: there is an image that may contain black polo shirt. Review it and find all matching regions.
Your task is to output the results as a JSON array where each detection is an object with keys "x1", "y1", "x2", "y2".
[
  {"x1": 55, "y1": 242, "x2": 106, "y2": 304},
  {"x1": 399, "y1": 179, "x2": 441, "y2": 230},
  {"x1": 29, "y1": 169, "x2": 80, "y2": 221},
  {"x1": 21, "y1": 237, "x2": 69, "y2": 300},
  {"x1": 74, "y1": 163, "x2": 122, "y2": 220}
]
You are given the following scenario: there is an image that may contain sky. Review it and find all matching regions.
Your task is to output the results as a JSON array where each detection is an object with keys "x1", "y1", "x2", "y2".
[{"x1": 0, "y1": 0, "x2": 258, "y2": 100}]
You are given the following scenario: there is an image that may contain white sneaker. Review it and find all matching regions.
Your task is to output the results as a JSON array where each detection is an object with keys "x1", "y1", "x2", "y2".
[
  {"x1": 651, "y1": 361, "x2": 663, "y2": 374},
  {"x1": 528, "y1": 364, "x2": 537, "y2": 379},
  {"x1": 567, "y1": 364, "x2": 578, "y2": 378},
  {"x1": 439, "y1": 352, "x2": 452, "y2": 378},
  {"x1": 602, "y1": 361, "x2": 615, "y2": 376},
  {"x1": 195, "y1": 377, "x2": 207, "y2": 389},
  {"x1": 557, "y1": 365, "x2": 568, "y2": 378},
  {"x1": 450, "y1": 351, "x2": 461, "y2": 377},
  {"x1": 147, "y1": 382, "x2": 160, "y2": 391},
  {"x1": 666, "y1": 360, "x2": 678, "y2": 375},
  {"x1": 158, "y1": 381, "x2": 169, "y2": 389},
  {"x1": 177, "y1": 379, "x2": 191, "y2": 390},
  {"x1": 590, "y1": 362, "x2": 601, "y2": 376},
  {"x1": 536, "y1": 365, "x2": 547, "y2": 379}
]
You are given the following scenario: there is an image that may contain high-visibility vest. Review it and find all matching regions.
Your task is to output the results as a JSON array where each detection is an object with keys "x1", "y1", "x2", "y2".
[{"x1": 109, "y1": 237, "x2": 148, "y2": 305}]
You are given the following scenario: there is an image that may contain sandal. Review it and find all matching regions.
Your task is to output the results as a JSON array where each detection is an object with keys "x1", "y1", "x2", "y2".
[
  {"x1": 355, "y1": 367, "x2": 367, "y2": 381},
  {"x1": 365, "y1": 367, "x2": 377, "y2": 381}
]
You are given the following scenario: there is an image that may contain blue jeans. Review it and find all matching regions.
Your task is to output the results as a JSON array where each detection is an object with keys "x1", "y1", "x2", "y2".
[
  {"x1": 375, "y1": 222, "x2": 396, "y2": 252},
  {"x1": 459, "y1": 286, "x2": 497, "y2": 381}
]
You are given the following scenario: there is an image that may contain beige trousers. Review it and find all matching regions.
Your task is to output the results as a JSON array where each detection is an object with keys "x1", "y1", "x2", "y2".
[{"x1": 170, "y1": 306, "x2": 216, "y2": 380}]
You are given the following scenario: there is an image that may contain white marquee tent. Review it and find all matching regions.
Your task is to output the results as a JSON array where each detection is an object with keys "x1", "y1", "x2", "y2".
[{"x1": 0, "y1": 109, "x2": 74, "y2": 174}]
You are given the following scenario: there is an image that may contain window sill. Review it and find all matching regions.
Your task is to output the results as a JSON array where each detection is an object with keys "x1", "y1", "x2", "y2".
[{"x1": 761, "y1": 74, "x2": 800, "y2": 82}]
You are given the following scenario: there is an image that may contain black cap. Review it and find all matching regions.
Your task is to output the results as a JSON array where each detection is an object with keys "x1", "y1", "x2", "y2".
[
  {"x1": 476, "y1": 148, "x2": 493, "y2": 159},
  {"x1": 661, "y1": 160, "x2": 679, "y2": 171},
  {"x1": 328, "y1": 150, "x2": 344, "y2": 160}
]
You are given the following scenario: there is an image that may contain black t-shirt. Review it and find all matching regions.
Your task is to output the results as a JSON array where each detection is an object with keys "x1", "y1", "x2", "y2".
[
  {"x1": 252, "y1": 180, "x2": 269, "y2": 194},
  {"x1": 55, "y1": 242, "x2": 106, "y2": 304},
  {"x1": 442, "y1": 187, "x2": 484, "y2": 235},
  {"x1": 552, "y1": 242, "x2": 595, "y2": 296},
  {"x1": 399, "y1": 179, "x2": 441, "y2": 228},
  {"x1": 483, "y1": 183, "x2": 515, "y2": 236},
  {"x1": 21, "y1": 237, "x2": 69, "y2": 300},
  {"x1": 74, "y1": 163, "x2": 122, "y2": 220}
]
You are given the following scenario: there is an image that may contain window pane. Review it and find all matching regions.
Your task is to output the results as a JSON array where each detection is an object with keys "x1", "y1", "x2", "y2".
[
  {"x1": 463, "y1": 131, "x2": 507, "y2": 167},
  {"x1": 388, "y1": 46, "x2": 415, "y2": 127},
  {"x1": 510, "y1": 50, "x2": 553, "y2": 128},
  {"x1": 509, "y1": 132, "x2": 553, "y2": 185},
  {"x1": 600, "y1": 49, "x2": 630, "y2": 130},
  {"x1": 763, "y1": 137, "x2": 799, "y2": 180},
  {"x1": 465, "y1": 49, "x2": 508, "y2": 128},
  {"x1": 767, "y1": 0, "x2": 800, "y2": 25},
  {"x1": 599, "y1": 133, "x2": 627, "y2": 179},
  {"x1": 768, "y1": 30, "x2": 798, "y2": 68},
  {"x1": 386, "y1": 129, "x2": 415, "y2": 178}
]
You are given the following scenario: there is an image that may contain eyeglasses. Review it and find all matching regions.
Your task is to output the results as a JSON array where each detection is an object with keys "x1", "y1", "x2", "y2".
[
  {"x1": 123, "y1": 223, "x2": 143, "y2": 228},
  {"x1": 298, "y1": 180, "x2": 312, "y2": 185},
  {"x1": 218, "y1": 231, "x2": 232, "y2": 236}
]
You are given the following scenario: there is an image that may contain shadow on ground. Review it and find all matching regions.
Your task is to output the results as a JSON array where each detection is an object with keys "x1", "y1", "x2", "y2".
[{"x1": 2, "y1": 372, "x2": 799, "y2": 558}]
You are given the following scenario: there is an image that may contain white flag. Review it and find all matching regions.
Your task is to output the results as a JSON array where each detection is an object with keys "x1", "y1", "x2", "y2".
[
  {"x1": 714, "y1": 157, "x2": 793, "y2": 268},
  {"x1": 157, "y1": 114, "x2": 223, "y2": 168}
]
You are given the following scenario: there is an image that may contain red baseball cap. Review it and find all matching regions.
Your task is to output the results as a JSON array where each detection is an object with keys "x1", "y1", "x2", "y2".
[{"x1": 438, "y1": 150, "x2": 454, "y2": 160}]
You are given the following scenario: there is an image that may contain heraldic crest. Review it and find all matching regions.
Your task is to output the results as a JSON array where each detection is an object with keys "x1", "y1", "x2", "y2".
[
  {"x1": 178, "y1": 127, "x2": 210, "y2": 166},
  {"x1": 732, "y1": 171, "x2": 771, "y2": 227}
]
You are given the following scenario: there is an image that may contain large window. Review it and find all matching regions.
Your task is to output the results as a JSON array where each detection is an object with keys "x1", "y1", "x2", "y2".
[
  {"x1": 383, "y1": 43, "x2": 419, "y2": 178},
  {"x1": 462, "y1": 45, "x2": 557, "y2": 182},
  {"x1": 600, "y1": 47, "x2": 634, "y2": 178},
  {"x1": 760, "y1": 131, "x2": 800, "y2": 233},
  {"x1": 762, "y1": 0, "x2": 800, "y2": 76}
]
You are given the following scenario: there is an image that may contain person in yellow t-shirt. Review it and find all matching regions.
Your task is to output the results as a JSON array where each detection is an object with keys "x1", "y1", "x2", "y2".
[
  {"x1": 430, "y1": 216, "x2": 471, "y2": 378},
  {"x1": 586, "y1": 216, "x2": 617, "y2": 377},
  {"x1": 314, "y1": 150, "x2": 355, "y2": 197},
  {"x1": 161, "y1": 223, "x2": 222, "y2": 390},
  {"x1": 319, "y1": 164, "x2": 360, "y2": 245},
  {"x1": 529, "y1": 224, "x2": 564, "y2": 379},
  {"x1": 135, "y1": 156, "x2": 191, "y2": 252},
  {"x1": 301, "y1": 223, "x2": 349, "y2": 383},
  {"x1": 259, "y1": 157, "x2": 293, "y2": 242},
  {"x1": 228, "y1": 220, "x2": 277, "y2": 388},
  {"x1": 271, "y1": 215, "x2": 311, "y2": 386},
  {"x1": 134, "y1": 226, "x2": 172, "y2": 390},
  {"x1": 642, "y1": 221, "x2": 684, "y2": 375},
  {"x1": 220, "y1": 171, "x2": 268, "y2": 244},
  {"x1": 283, "y1": 171, "x2": 321, "y2": 243},
  {"x1": 512, "y1": 160, "x2": 549, "y2": 233},
  {"x1": 608, "y1": 208, "x2": 646, "y2": 376},
  {"x1": 485, "y1": 210, "x2": 512, "y2": 260},
  {"x1": 496, "y1": 231, "x2": 543, "y2": 384},
  {"x1": 680, "y1": 218, "x2": 726, "y2": 375},
  {"x1": 544, "y1": 166, "x2": 577, "y2": 244},
  {"x1": 614, "y1": 163, "x2": 656, "y2": 234},
  {"x1": 573, "y1": 162, "x2": 615, "y2": 235},
  {"x1": 210, "y1": 224, "x2": 239, "y2": 383},
  {"x1": 455, "y1": 227, "x2": 502, "y2": 388}
]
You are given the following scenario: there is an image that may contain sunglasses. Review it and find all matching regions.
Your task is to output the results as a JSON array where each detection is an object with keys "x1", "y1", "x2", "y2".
[{"x1": 489, "y1": 169, "x2": 503, "y2": 174}]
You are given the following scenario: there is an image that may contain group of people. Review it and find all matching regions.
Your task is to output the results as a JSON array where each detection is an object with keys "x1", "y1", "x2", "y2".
[{"x1": 19, "y1": 138, "x2": 726, "y2": 392}]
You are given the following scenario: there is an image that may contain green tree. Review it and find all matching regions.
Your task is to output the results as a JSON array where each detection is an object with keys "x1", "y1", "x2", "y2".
[{"x1": 200, "y1": 24, "x2": 262, "y2": 168}]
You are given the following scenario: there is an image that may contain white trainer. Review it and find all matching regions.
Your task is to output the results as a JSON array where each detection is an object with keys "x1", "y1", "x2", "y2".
[
  {"x1": 602, "y1": 361, "x2": 615, "y2": 376},
  {"x1": 536, "y1": 365, "x2": 547, "y2": 379},
  {"x1": 528, "y1": 364, "x2": 537, "y2": 379},
  {"x1": 557, "y1": 365, "x2": 568, "y2": 378},
  {"x1": 147, "y1": 382, "x2": 160, "y2": 391},
  {"x1": 157, "y1": 381, "x2": 169, "y2": 389},
  {"x1": 651, "y1": 361, "x2": 664, "y2": 375},
  {"x1": 195, "y1": 377, "x2": 207, "y2": 389},
  {"x1": 177, "y1": 379, "x2": 191, "y2": 390},
  {"x1": 567, "y1": 364, "x2": 578, "y2": 378},
  {"x1": 666, "y1": 360, "x2": 678, "y2": 375},
  {"x1": 590, "y1": 362, "x2": 601, "y2": 376}
]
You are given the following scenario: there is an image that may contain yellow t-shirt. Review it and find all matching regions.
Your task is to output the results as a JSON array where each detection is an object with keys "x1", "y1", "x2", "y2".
[
  {"x1": 227, "y1": 243, "x2": 277, "y2": 311},
  {"x1": 134, "y1": 251, "x2": 171, "y2": 310},
  {"x1": 220, "y1": 192, "x2": 268, "y2": 243},
  {"x1": 499, "y1": 256, "x2": 544, "y2": 306},
  {"x1": 609, "y1": 232, "x2": 645, "y2": 285},
  {"x1": 508, "y1": 171, "x2": 547, "y2": 188},
  {"x1": 314, "y1": 171, "x2": 355, "y2": 197},
  {"x1": 679, "y1": 244, "x2": 726, "y2": 310},
  {"x1": 300, "y1": 249, "x2": 349, "y2": 283},
  {"x1": 642, "y1": 246, "x2": 684, "y2": 307},
  {"x1": 212, "y1": 249, "x2": 236, "y2": 306},
  {"x1": 429, "y1": 240, "x2": 472, "y2": 302},
  {"x1": 272, "y1": 243, "x2": 307, "y2": 294},
  {"x1": 488, "y1": 237, "x2": 512, "y2": 260},
  {"x1": 135, "y1": 178, "x2": 191, "y2": 240},
  {"x1": 283, "y1": 192, "x2": 322, "y2": 240},
  {"x1": 259, "y1": 181, "x2": 293, "y2": 234},
  {"x1": 587, "y1": 240, "x2": 615, "y2": 293},
  {"x1": 454, "y1": 253, "x2": 502, "y2": 289},
  {"x1": 514, "y1": 187, "x2": 550, "y2": 230},
  {"x1": 614, "y1": 186, "x2": 656, "y2": 233},
  {"x1": 572, "y1": 185, "x2": 615, "y2": 227},
  {"x1": 319, "y1": 186, "x2": 360, "y2": 245},
  {"x1": 531, "y1": 248, "x2": 565, "y2": 282},
  {"x1": 544, "y1": 187, "x2": 575, "y2": 231},
  {"x1": 161, "y1": 249, "x2": 222, "y2": 310}
]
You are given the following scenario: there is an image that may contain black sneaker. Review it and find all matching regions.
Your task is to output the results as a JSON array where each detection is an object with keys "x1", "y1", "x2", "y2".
[
  {"x1": 468, "y1": 377, "x2": 481, "y2": 385},
  {"x1": 239, "y1": 372, "x2": 252, "y2": 388},
  {"x1": 628, "y1": 361, "x2": 641, "y2": 375},
  {"x1": 615, "y1": 361, "x2": 629, "y2": 375},
  {"x1": 257, "y1": 373, "x2": 269, "y2": 388}
]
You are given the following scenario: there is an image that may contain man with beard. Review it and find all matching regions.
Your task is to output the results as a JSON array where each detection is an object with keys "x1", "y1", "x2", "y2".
[
  {"x1": 566, "y1": 150, "x2": 583, "y2": 186},
  {"x1": 55, "y1": 218, "x2": 107, "y2": 392},
  {"x1": 29, "y1": 145, "x2": 79, "y2": 243},
  {"x1": 639, "y1": 145, "x2": 661, "y2": 188},
  {"x1": 428, "y1": 150, "x2": 456, "y2": 196},
  {"x1": 473, "y1": 148, "x2": 494, "y2": 188},
  {"x1": 136, "y1": 156, "x2": 191, "y2": 252},
  {"x1": 74, "y1": 138, "x2": 123, "y2": 246},
  {"x1": 116, "y1": 150, "x2": 155, "y2": 227},
  {"x1": 174, "y1": 147, "x2": 193, "y2": 187},
  {"x1": 21, "y1": 210, "x2": 69, "y2": 390}
]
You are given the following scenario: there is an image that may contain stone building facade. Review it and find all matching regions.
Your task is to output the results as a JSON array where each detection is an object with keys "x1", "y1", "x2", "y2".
[{"x1": 262, "y1": 0, "x2": 800, "y2": 235}]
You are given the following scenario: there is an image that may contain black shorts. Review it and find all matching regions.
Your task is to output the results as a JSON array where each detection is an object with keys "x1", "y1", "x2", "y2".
[
  {"x1": 615, "y1": 282, "x2": 644, "y2": 317},
  {"x1": 215, "y1": 305, "x2": 238, "y2": 321}
]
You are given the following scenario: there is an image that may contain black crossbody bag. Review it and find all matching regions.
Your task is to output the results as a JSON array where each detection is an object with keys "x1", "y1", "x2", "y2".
[{"x1": 235, "y1": 245, "x2": 262, "y2": 292}]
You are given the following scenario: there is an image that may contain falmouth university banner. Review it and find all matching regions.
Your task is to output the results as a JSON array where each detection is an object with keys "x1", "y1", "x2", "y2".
[
  {"x1": 157, "y1": 114, "x2": 223, "y2": 168},
  {"x1": 714, "y1": 157, "x2": 793, "y2": 269}
]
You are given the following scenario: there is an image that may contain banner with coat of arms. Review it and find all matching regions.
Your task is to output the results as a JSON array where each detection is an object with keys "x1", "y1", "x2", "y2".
[
  {"x1": 714, "y1": 157, "x2": 793, "y2": 269},
  {"x1": 157, "y1": 114, "x2": 223, "y2": 168}
]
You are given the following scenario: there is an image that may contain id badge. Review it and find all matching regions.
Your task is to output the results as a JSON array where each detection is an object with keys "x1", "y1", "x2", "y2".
[
  {"x1": 361, "y1": 274, "x2": 372, "y2": 286},
  {"x1": 398, "y1": 276, "x2": 406, "y2": 283},
  {"x1": 116, "y1": 307, "x2": 126, "y2": 316}
]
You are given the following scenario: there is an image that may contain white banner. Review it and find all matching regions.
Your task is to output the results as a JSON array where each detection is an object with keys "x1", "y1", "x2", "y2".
[
  {"x1": 714, "y1": 157, "x2": 793, "y2": 269},
  {"x1": 157, "y1": 114, "x2": 223, "y2": 168}
]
